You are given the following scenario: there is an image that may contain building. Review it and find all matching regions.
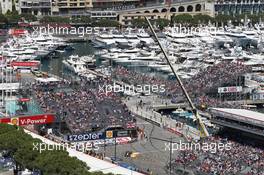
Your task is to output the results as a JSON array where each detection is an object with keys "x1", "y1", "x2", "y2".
[
  {"x1": 0, "y1": 0, "x2": 13, "y2": 14},
  {"x1": 89, "y1": 10, "x2": 118, "y2": 21},
  {"x1": 215, "y1": 0, "x2": 264, "y2": 15},
  {"x1": 19, "y1": 0, "x2": 51, "y2": 16},
  {"x1": 92, "y1": 0, "x2": 140, "y2": 10},
  {"x1": 210, "y1": 108, "x2": 264, "y2": 138},
  {"x1": 116, "y1": 0, "x2": 214, "y2": 25},
  {"x1": 51, "y1": 0, "x2": 93, "y2": 16}
]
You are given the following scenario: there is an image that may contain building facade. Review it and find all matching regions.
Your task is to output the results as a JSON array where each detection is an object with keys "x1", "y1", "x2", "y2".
[
  {"x1": 19, "y1": 0, "x2": 51, "y2": 16},
  {"x1": 215, "y1": 0, "x2": 264, "y2": 15},
  {"x1": 92, "y1": 0, "x2": 140, "y2": 10},
  {"x1": 117, "y1": 0, "x2": 215, "y2": 25},
  {"x1": 51, "y1": 0, "x2": 93, "y2": 15},
  {"x1": 0, "y1": 0, "x2": 13, "y2": 14}
]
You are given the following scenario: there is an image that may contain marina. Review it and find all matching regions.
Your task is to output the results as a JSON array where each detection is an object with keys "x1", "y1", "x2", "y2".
[{"x1": 1, "y1": 24, "x2": 264, "y2": 175}]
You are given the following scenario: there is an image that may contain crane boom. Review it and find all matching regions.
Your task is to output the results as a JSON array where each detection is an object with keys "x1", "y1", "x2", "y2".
[{"x1": 145, "y1": 16, "x2": 209, "y2": 138}]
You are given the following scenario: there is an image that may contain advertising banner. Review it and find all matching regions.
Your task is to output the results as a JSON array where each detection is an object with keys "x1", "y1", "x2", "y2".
[
  {"x1": 0, "y1": 114, "x2": 55, "y2": 126},
  {"x1": 11, "y1": 61, "x2": 40, "y2": 67},
  {"x1": 66, "y1": 132, "x2": 105, "y2": 142},
  {"x1": 218, "y1": 86, "x2": 242, "y2": 93},
  {"x1": 18, "y1": 114, "x2": 55, "y2": 126}
]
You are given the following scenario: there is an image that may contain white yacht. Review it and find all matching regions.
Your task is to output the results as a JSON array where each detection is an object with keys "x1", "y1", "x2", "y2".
[
  {"x1": 137, "y1": 30, "x2": 154, "y2": 45},
  {"x1": 93, "y1": 33, "x2": 115, "y2": 48},
  {"x1": 63, "y1": 55, "x2": 87, "y2": 74}
]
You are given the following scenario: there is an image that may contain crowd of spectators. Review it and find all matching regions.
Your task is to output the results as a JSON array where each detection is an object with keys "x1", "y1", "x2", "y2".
[
  {"x1": 32, "y1": 76, "x2": 135, "y2": 134},
  {"x1": 112, "y1": 61, "x2": 251, "y2": 108},
  {"x1": 171, "y1": 136, "x2": 264, "y2": 175}
]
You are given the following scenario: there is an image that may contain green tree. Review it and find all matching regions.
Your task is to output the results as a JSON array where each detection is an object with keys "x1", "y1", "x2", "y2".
[
  {"x1": 131, "y1": 18, "x2": 148, "y2": 28},
  {"x1": 193, "y1": 14, "x2": 213, "y2": 25},
  {"x1": 20, "y1": 14, "x2": 37, "y2": 22},
  {"x1": 0, "y1": 124, "x2": 93, "y2": 175},
  {"x1": 71, "y1": 16, "x2": 92, "y2": 24},
  {"x1": 92, "y1": 19, "x2": 120, "y2": 27},
  {"x1": 40, "y1": 16, "x2": 70, "y2": 24},
  {"x1": 0, "y1": 14, "x2": 8, "y2": 24},
  {"x1": 154, "y1": 18, "x2": 170, "y2": 30},
  {"x1": 171, "y1": 14, "x2": 194, "y2": 25},
  {"x1": 215, "y1": 14, "x2": 233, "y2": 26},
  {"x1": 5, "y1": 10, "x2": 20, "y2": 24}
]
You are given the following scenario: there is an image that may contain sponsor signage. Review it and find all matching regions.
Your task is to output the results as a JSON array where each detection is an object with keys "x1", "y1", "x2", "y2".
[
  {"x1": 18, "y1": 114, "x2": 55, "y2": 126},
  {"x1": 8, "y1": 29, "x2": 28, "y2": 36},
  {"x1": 218, "y1": 86, "x2": 242, "y2": 93},
  {"x1": 11, "y1": 61, "x2": 40, "y2": 67},
  {"x1": 18, "y1": 98, "x2": 30, "y2": 102},
  {"x1": 67, "y1": 132, "x2": 105, "y2": 142},
  {"x1": 106, "y1": 131, "x2": 113, "y2": 139},
  {"x1": 66, "y1": 129, "x2": 135, "y2": 142},
  {"x1": 116, "y1": 130, "x2": 129, "y2": 137},
  {"x1": 0, "y1": 118, "x2": 11, "y2": 124},
  {"x1": 0, "y1": 114, "x2": 55, "y2": 126}
]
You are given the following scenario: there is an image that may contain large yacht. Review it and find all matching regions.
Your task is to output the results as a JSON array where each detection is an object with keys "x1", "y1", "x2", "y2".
[{"x1": 63, "y1": 55, "x2": 96, "y2": 73}]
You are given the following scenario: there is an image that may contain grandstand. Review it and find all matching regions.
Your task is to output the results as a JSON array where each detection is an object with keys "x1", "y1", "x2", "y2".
[{"x1": 210, "y1": 108, "x2": 264, "y2": 137}]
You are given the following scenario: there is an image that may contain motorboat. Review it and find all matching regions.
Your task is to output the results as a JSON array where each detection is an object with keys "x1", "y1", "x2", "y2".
[{"x1": 63, "y1": 55, "x2": 88, "y2": 74}]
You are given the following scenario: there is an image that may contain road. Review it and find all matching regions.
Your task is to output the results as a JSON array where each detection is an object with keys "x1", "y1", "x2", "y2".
[{"x1": 100, "y1": 117, "x2": 184, "y2": 175}]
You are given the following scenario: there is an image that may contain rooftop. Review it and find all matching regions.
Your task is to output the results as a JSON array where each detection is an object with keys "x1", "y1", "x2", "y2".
[{"x1": 210, "y1": 108, "x2": 264, "y2": 126}]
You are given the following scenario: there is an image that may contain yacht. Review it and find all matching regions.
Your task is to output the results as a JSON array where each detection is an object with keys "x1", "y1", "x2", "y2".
[
  {"x1": 63, "y1": 55, "x2": 88, "y2": 74},
  {"x1": 92, "y1": 33, "x2": 115, "y2": 48},
  {"x1": 124, "y1": 33, "x2": 140, "y2": 46},
  {"x1": 137, "y1": 30, "x2": 154, "y2": 45},
  {"x1": 167, "y1": 33, "x2": 189, "y2": 44}
]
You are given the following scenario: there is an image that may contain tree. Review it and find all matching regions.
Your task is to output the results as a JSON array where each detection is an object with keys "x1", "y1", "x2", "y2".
[
  {"x1": 20, "y1": 14, "x2": 37, "y2": 22},
  {"x1": 92, "y1": 19, "x2": 120, "y2": 27},
  {"x1": 0, "y1": 124, "x2": 101, "y2": 175},
  {"x1": 215, "y1": 14, "x2": 233, "y2": 26},
  {"x1": 192, "y1": 14, "x2": 213, "y2": 25},
  {"x1": 171, "y1": 14, "x2": 194, "y2": 25},
  {"x1": 131, "y1": 18, "x2": 148, "y2": 28},
  {"x1": 40, "y1": 16, "x2": 70, "y2": 24},
  {"x1": 5, "y1": 10, "x2": 20, "y2": 24},
  {"x1": 154, "y1": 18, "x2": 170, "y2": 30},
  {"x1": 71, "y1": 16, "x2": 92, "y2": 24},
  {"x1": 0, "y1": 14, "x2": 8, "y2": 24}
]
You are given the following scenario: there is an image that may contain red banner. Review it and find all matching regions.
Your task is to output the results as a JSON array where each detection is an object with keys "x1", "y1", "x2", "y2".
[
  {"x1": 11, "y1": 61, "x2": 40, "y2": 67},
  {"x1": 0, "y1": 114, "x2": 55, "y2": 126},
  {"x1": 9, "y1": 29, "x2": 28, "y2": 36},
  {"x1": 0, "y1": 118, "x2": 11, "y2": 124},
  {"x1": 18, "y1": 114, "x2": 55, "y2": 126},
  {"x1": 18, "y1": 98, "x2": 30, "y2": 102}
]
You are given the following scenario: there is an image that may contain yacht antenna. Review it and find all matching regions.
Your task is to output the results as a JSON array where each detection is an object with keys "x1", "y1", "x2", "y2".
[{"x1": 145, "y1": 16, "x2": 209, "y2": 138}]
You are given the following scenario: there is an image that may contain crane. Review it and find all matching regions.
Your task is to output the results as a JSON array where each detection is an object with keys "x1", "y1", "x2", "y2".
[{"x1": 145, "y1": 16, "x2": 210, "y2": 138}]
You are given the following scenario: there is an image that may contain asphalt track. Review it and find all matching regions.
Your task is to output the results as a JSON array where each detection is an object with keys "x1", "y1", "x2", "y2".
[{"x1": 100, "y1": 117, "x2": 184, "y2": 175}]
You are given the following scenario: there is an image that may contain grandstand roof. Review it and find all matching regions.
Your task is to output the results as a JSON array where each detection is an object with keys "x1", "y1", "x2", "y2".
[{"x1": 210, "y1": 108, "x2": 264, "y2": 126}]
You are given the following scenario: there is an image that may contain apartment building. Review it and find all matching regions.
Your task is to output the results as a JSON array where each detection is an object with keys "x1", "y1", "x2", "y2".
[
  {"x1": 51, "y1": 0, "x2": 93, "y2": 15},
  {"x1": 19, "y1": 0, "x2": 51, "y2": 16}
]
